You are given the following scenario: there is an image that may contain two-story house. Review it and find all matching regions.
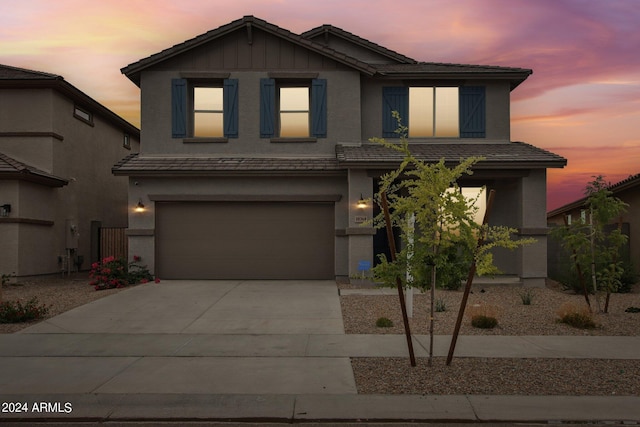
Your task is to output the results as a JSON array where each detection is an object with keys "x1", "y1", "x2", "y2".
[
  {"x1": 114, "y1": 16, "x2": 566, "y2": 286},
  {"x1": 0, "y1": 64, "x2": 140, "y2": 277}
]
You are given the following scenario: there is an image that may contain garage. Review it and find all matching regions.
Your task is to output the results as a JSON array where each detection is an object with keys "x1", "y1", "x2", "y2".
[{"x1": 155, "y1": 201, "x2": 335, "y2": 279}]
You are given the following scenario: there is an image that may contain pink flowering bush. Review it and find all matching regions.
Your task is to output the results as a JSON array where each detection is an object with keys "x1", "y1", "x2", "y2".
[{"x1": 89, "y1": 255, "x2": 155, "y2": 290}]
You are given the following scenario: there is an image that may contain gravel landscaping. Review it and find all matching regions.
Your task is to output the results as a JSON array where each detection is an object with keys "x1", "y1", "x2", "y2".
[{"x1": 341, "y1": 279, "x2": 640, "y2": 395}]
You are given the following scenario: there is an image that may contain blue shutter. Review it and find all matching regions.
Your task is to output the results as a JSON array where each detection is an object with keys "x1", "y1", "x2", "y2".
[
  {"x1": 311, "y1": 79, "x2": 327, "y2": 138},
  {"x1": 171, "y1": 78, "x2": 187, "y2": 138},
  {"x1": 223, "y1": 79, "x2": 239, "y2": 138},
  {"x1": 382, "y1": 87, "x2": 408, "y2": 137},
  {"x1": 260, "y1": 78, "x2": 275, "y2": 138},
  {"x1": 459, "y1": 86, "x2": 486, "y2": 138}
]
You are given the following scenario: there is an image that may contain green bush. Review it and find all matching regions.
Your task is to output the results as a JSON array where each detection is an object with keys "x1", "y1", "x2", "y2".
[
  {"x1": 625, "y1": 307, "x2": 640, "y2": 313},
  {"x1": 375, "y1": 317, "x2": 394, "y2": 328},
  {"x1": 0, "y1": 297, "x2": 49, "y2": 323},
  {"x1": 471, "y1": 314, "x2": 498, "y2": 329}
]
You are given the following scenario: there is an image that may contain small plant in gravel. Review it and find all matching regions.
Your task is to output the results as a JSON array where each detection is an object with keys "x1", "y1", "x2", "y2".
[
  {"x1": 519, "y1": 288, "x2": 534, "y2": 305},
  {"x1": 435, "y1": 298, "x2": 447, "y2": 312},
  {"x1": 556, "y1": 302, "x2": 596, "y2": 329},
  {"x1": 89, "y1": 255, "x2": 155, "y2": 290},
  {"x1": 625, "y1": 306, "x2": 640, "y2": 313},
  {"x1": 376, "y1": 317, "x2": 394, "y2": 328},
  {"x1": 467, "y1": 304, "x2": 499, "y2": 329},
  {"x1": 0, "y1": 297, "x2": 49, "y2": 323},
  {"x1": 471, "y1": 314, "x2": 498, "y2": 329}
]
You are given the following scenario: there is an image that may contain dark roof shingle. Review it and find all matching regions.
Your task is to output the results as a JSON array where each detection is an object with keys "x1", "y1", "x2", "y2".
[
  {"x1": 112, "y1": 154, "x2": 342, "y2": 175},
  {"x1": 0, "y1": 152, "x2": 68, "y2": 186},
  {"x1": 336, "y1": 142, "x2": 567, "y2": 169}
]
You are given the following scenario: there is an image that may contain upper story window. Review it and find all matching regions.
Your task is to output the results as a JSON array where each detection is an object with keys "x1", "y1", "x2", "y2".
[
  {"x1": 279, "y1": 86, "x2": 310, "y2": 138},
  {"x1": 171, "y1": 77, "x2": 238, "y2": 140},
  {"x1": 382, "y1": 86, "x2": 485, "y2": 138},
  {"x1": 73, "y1": 105, "x2": 94, "y2": 126},
  {"x1": 260, "y1": 77, "x2": 327, "y2": 140},
  {"x1": 194, "y1": 86, "x2": 224, "y2": 137},
  {"x1": 409, "y1": 87, "x2": 459, "y2": 137}
]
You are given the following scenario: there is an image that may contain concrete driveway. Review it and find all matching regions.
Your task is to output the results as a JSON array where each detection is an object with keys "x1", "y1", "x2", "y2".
[{"x1": 22, "y1": 280, "x2": 345, "y2": 335}]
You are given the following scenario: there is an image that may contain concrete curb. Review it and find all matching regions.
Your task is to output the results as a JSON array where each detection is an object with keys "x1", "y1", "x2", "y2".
[{"x1": 1, "y1": 394, "x2": 639, "y2": 423}]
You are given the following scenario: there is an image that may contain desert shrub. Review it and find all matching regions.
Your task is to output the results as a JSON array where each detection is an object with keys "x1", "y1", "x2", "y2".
[
  {"x1": 519, "y1": 288, "x2": 534, "y2": 305},
  {"x1": 376, "y1": 317, "x2": 394, "y2": 328},
  {"x1": 467, "y1": 304, "x2": 499, "y2": 329},
  {"x1": 625, "y1": 307, "x2": 640, "y2": 313},
  {"x1": 556, "y1": 302, "x2": 596, "y2": 329},
  {"x1": 435, "y1": 298, "x2": 447, "y2": 312},
  {"x1": 0, "y1": 297, "x2": 49, "y2": 323},
  {"x1": 471, "y1": 314, "x2": 498, "y2": 329}
]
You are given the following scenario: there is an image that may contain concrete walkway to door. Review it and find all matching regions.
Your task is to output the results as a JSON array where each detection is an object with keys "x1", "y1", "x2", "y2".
[{"x1": 21, "y1": 280, "x2": 345, "y2": 335}]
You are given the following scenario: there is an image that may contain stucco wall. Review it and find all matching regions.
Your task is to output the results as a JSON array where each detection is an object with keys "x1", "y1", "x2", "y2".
[
  {"x1": 360, "y1": 79, "x2": 512, "y2": 142},
  {"x1": 0, "y1": 86, "x2": 139, "y2": 276},
  {"x1": 139, "y1": 69, "x2": 362, "y2": 156}
]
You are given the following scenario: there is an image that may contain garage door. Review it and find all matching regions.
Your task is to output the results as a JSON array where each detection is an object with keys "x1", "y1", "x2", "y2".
[{"x1": 156, "y1": 202, "x2": 335, "y2": 279}]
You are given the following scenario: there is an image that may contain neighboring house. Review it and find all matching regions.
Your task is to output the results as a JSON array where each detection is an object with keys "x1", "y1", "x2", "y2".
[
  {"x1": 547, "y1": 173, "x2": 639, "y2": 272},
  {"x1": 114, "y1": 16, "x2": 566, "y2": 285},
  {"x1": 0, "y1": 64, "x2": 140, "y2": 277}
]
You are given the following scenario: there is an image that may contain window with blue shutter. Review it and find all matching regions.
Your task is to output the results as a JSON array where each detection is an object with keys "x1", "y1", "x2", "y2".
[
  {"x1": 223, "y1": 79, "x2": 239, "y2": 138},
  {"x1": 311, "y1": 79, "x2": 327, "y2": 138},
  {"x1": 171, "y1": 79, "x2": 187, "y2": 138},
  {"x1": 260, "y1": 78, "x2": 275, "y2": 138},
  {"x1": 382, "y1": 87, "x2": 409, "y2": 137},
  {"x1": 459, "y1": 86, "x2": 486, "y2": 138}
]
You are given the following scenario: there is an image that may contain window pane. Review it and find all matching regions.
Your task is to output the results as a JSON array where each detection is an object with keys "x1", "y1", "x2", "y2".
[
  {"x1": 280, "y1": 112, "x2": 309, "y2": 137},
  {"x1": 434, "y1": 87, "x2": 459, "y2": 137},
  {"x1": 461, "y1": 187, "x2": 486, "y2": 225},
  {"x1": 194, "y1": 112, "x2": 223, "y2": 137},
  {"x1": 280, "y1": 87, "x2": 309, "y2": 111},
  {"x1": 280, "y1": 87, "x2": 309, "y2": 137},
  {"x1": 194, "y1": 87, "x2": 223, "y2": 111},
  {"x1": 409, "y1": 87, "x2": 433, "y2": 137}
]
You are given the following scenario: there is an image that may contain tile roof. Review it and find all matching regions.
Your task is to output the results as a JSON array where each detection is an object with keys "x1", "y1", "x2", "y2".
[
  {"x1": 301, "y1": 25, "x2": 417, "y2": 64},
  {"x1": 112, "y1": 154, "x2": 342, "y2": 175},
  {"x1": 121, "y1": 16, "x2": 378, "y2": 84},
  {"x1": 0, "y1": 152, "x2": 68, "y2": 186},
  {"x1": 113, "y1": 142, "x2": 566, "y2": 176},
  {"x1": 336, "y1": 142, "x2": 567, "y2": 169},
  {"x1": 0, "y1": 64, "x2": 60, "y2": 80}
]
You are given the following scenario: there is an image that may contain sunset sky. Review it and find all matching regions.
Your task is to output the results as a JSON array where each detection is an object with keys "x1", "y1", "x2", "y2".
[{"x1": 1, "y1": 0, "x2": 638, "y2": 211}]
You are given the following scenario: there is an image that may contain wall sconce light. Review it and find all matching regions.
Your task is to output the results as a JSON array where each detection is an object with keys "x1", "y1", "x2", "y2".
[
  {"x1": 357, "y1": 194, "x2": 368, "y2": 209},
  {"x1": 134, "y1": 199, "x2": 145, "y2": 213},
  {"x1": 0, "y1": 204, "x2": 11, "y2": 217}
]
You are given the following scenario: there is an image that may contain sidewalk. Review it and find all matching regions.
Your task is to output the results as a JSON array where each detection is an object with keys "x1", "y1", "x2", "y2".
[{"x1": 1, "y1": 280, "x2": 639, "y2": 423}]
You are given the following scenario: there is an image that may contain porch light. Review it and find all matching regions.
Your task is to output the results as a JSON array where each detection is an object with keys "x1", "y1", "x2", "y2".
[
  {"x1": 357, "y1": 194, "x2": 367, "y2": 209},
  {"x1": 134, "y1": 199, "x2": 145, "y2": 213},
  {"x1": 0, "y1": 204, "x2": 10, "y2": 217}
]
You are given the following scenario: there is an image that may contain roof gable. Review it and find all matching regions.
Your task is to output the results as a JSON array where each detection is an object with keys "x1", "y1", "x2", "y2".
[
  {"x1": 301, "y1": 25, "x2": 416, "y2": 65},
  {"x1": 121, "y1": 16, "x2": 377, "y2": 85}
]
